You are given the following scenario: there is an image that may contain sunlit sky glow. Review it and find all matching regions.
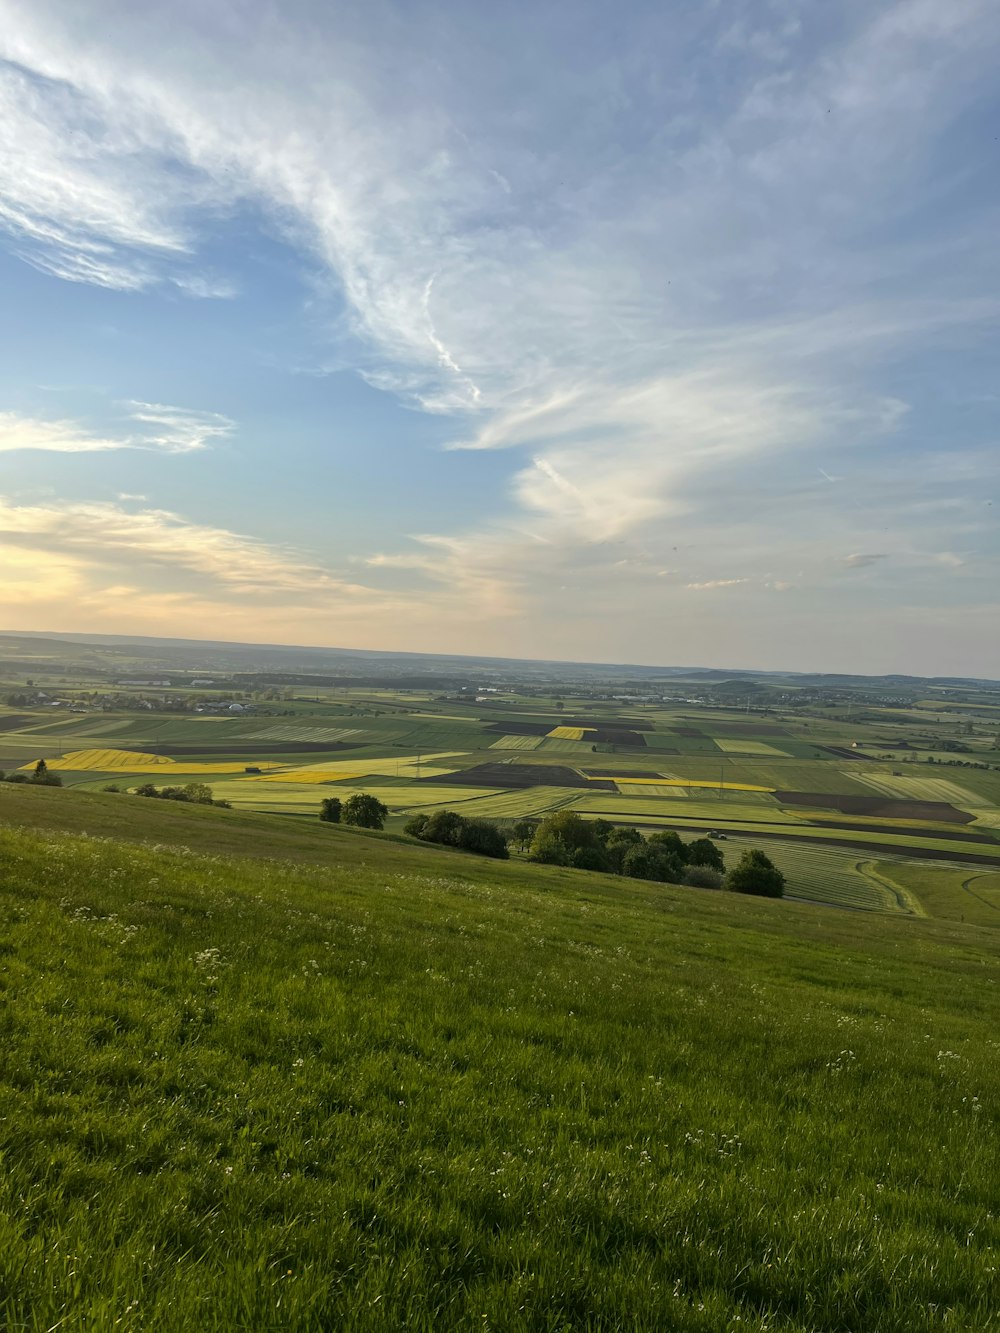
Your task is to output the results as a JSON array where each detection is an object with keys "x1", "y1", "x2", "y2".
[{"x1": 2, "y1": 0, "x2": 998, "y2": 674}]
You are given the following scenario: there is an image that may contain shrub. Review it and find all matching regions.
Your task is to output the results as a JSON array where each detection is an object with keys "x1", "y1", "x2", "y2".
[
  {"x1": 404, "y1": 813, "x2": 429, "y2": 838},
  {"x1": 683, "y1": 865, "x2": 724, "y2": 890},
  {"x1": 319, "y1": 797, "x2": 342, "y2": 823},
  {"x1": 726, "y1": 849, "x2": 785, "y2": 898}
]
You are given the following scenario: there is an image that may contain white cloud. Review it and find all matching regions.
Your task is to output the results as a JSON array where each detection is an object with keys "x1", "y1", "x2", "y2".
[
  {"x1": 0, "y1": 403, "x2": 234, "y2": 453},
  {"x1": 0, "y1": 495, "x2": 373, "y2": 599},
  {"x1": 844, "y1": 552, "x2": 890, "y2": 568},
  {"x1": 0, "y1": 2, "x2": 998, "y2": 668},
  {"x1": 686, "y1": 578, "x2": 749, "y2": 591}
]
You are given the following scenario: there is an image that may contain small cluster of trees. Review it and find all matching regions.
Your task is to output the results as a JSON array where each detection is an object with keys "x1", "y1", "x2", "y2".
[
  {"x1": 527, "y1": 812, "x2": 724, "y2": 883},
  {"x1": 404, "y1": 810, "x2": 509, "y2": 859},
  {"x1": 132, "y1": 782, "x2": 231, "y2": 808},
  {"x1": 0, "y1": 759, "x2": 63, "y2": 787},
  {"x1": 525, "y1": 811, "x2": 785, "y2": 897},
  {"x1": 319, "y1": 793, "x2": 389, "y2": 829}
]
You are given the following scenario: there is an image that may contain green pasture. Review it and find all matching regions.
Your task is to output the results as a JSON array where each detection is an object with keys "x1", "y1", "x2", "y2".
[{"x1": 1, "y1": 785, "x2": 1000, "y2": 1329}]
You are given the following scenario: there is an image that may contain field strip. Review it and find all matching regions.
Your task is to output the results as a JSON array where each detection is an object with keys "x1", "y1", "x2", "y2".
[
  {"x1": 713, "y1": 738, "x2": 788, "y2": 756},
  {"x1": 849, "y1": 771, "x2": 982, "y2": 804},
  {"x1": 590, "y1": 775, "x2": 775, "y2": 793},
  {"x1": 547, "y1": 726, "x2": 595, "y2": 741},
  {"x1": 857, "y1": 861, "x2": 927, "y2": 916},
  {"x1": 246, "y1": 726, "x2": 364, "y2": 742}
]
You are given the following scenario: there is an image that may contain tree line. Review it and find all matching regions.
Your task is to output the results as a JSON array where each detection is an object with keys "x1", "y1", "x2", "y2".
[{"x1": 318, "y1": 793, "x2": 785, "y2": 896}]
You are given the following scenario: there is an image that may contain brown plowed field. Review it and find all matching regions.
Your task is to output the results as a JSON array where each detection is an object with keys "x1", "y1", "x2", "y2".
[
  {"x1": 485, "y1": 721, "x2": 552, "y2": 737},
  {"x1": 777, "y1": 791, "x2": 974, "y2": 823},
  {"x1": 0, "y1": 714, "x2": 38, "y2": 732}
]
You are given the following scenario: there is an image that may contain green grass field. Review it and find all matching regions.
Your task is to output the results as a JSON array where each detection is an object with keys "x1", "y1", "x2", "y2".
[{"x1": 0, "y1": 784, "x2": 999, "y2": 1329}]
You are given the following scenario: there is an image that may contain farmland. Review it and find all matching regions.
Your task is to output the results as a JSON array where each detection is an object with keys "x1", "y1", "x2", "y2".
[{"x1": 2, "y1": 657, "x2": 999, "y2": 916}]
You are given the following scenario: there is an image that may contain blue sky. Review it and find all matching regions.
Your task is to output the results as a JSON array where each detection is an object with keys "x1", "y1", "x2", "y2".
[{"x1": 1, "y1": 0, "x2": 998, "y2": 674}]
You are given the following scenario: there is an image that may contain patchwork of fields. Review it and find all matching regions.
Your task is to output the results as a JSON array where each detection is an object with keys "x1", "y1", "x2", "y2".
[{"x1": 4, "y1": 692, "x2": 999, "y2": 913}]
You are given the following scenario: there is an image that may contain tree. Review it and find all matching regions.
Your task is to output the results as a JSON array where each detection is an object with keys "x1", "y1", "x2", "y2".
[
  {"x1": 529, "y1": 810, "x2": 599, "y2": 865},
  {"x1": 319, "y1": 797, "x2": 342, "y2": 823},
  {"x1": 572, "y1": 845, "x2": 610, "y2": 872},
  {"x1": 648, "y1": 830, "x2": 687, "y2": 862},
  {"x1": 182, "y1": 782, "x2": 213, "y2": 805},
  {"x1": 341, "y1": 793, "x2": 388, "y2": 830},
  {"x1": 686, "y1": 837, "x2": 725, "y2": 872},
  {"x1": 511, "y1": 818, "x2": 538, "y2": 852},
  {"x1": 457, "y1": 819, "x2": 509, "y2": 859},
  {"x1": 726, "y1": 849, "x2": 785, "y2": 898},
  {"x1": 603, "y1": 825, "x2": 643, "y2": 874},
  {"x1": 624, "y1": 842, "x2": 688, "y2": 885},
  {"x1": 30, "y1": 758, "x2": 62, "y2": 787},
  {"x1": 423, "y1": 809, "x2": 465, "y2": 846},
  {"x1": 404, "y1": 813, "x2": 429, "y2": 838},
  {"x1": 590, "y1": 819, "x2": 615, "y2": 847}
]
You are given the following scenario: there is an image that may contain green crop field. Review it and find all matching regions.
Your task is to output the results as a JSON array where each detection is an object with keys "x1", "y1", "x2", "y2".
[
  {"x1": 874, "y1": 863, "x2": 1000, "y2": 927},
  {"x1": 1, "y1": 783, "x2": 999, "y2": 1330},
  {"x1": 488, "y1": 734, "x2": 545, "y2": 751},
  {"x1": 719, "y1": 838, "x2": 911, "y2": 914},
  {"x1": 713, "y1": 738, "x2": 790, "y2": 756}
]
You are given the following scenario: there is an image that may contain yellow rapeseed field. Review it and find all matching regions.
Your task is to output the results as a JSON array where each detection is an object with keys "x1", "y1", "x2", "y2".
[
  {"x1": 546, "y1": 726, "x2": 594, "y2": 741},
  {"x1": 23, "y1": 749, "x2": 283, "y2": 774}
]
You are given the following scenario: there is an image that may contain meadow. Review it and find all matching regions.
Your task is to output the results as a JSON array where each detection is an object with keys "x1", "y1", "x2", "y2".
[{"x1": 0, "y1": 782, "x2": 999, "y2": 1330}]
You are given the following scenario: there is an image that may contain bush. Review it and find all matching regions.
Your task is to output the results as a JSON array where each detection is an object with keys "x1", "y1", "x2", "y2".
[
  {"x1": 319, "y1": 797, "x2": 342, "y2": 823},
  {"x1": 726, "y1": 849, "x2": 785, "y2": 898},
  {"x1": 683, "y1": 865, "x2": 724, "y2": 890},
  {"x1": 404, "y1": 813, "x2": 429, "y2": 838}
]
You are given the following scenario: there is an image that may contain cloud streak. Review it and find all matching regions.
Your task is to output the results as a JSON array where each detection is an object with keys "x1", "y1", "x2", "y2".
[
  {"x1": 0, "y1": 403, "x2": 234, "y2": 453},
  {"x1": 0, "y1": 2, "x2": 998, "y2": 670}
]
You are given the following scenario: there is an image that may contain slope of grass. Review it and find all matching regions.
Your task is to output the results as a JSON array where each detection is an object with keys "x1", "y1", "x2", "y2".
[{"x1": 0, "y1": 786, "x2": 999, "y2": 1329}]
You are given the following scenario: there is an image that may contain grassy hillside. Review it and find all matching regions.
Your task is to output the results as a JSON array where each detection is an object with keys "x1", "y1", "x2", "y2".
[{"x1": 1, "y1": 786, "x2": 999, "y2": 1330}]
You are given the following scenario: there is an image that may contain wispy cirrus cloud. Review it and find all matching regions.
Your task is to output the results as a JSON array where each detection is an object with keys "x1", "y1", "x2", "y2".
[
  {"x1": 0, "y1": 496, "x2": 353, "y2": 596},
  {"x1": 0, "y1": 402, "x2": 234, "y2": 454},
  {"x1": 1, "y1": 1, "x2": 999, "y2": 669}
]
